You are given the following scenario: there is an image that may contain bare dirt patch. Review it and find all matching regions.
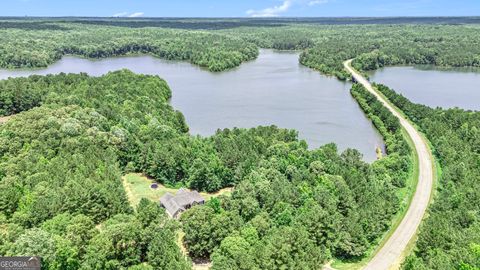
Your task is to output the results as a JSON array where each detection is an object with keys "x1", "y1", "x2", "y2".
[{"x1": 0, "y1": 115, "x2": 11, "y2": 124}]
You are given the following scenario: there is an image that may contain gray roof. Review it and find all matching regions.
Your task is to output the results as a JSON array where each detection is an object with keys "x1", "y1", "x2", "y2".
[
  {"x1": 160, "y1": 193, "x2": 184, "y2": 217},
  {"x1": 177, "y1": 188, "x2": 188, "y2": 195},
  {"x1": 160, "y1": 189, "x2": 205, "y2": 217}
]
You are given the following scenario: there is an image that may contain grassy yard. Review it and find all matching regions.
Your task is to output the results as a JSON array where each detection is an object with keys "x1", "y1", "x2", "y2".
[
  {"x1": 122, "y1": 173, "x2": 233, "y2": 207},
  {"x1": 122, "y1": 173, "x2": 232, "y2": 270}
]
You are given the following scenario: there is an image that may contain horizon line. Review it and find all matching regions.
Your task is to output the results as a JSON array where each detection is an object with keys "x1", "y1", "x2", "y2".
[{"x1": 1, "y1": 15, "x2": 480, "y2": 19}]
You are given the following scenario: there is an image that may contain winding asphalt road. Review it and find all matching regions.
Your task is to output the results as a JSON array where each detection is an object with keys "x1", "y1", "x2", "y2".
[{"x1": 344, "y1": 60, "x2": 434, "y2": 270}]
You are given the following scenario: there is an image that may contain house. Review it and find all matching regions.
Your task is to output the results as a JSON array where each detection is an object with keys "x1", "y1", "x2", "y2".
[{"x1": 160, "y1": 188, "x2": 205, "y2": 218}]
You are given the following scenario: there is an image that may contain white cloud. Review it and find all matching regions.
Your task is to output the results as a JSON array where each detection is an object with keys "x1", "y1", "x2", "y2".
[
  {"x1": 246, "y1": 0, "x2": 292, "y2": 17},
  {"x1": 128, "y1": 12, "x2": 144, "y2": 18},
  {"x1": 113, "y1": 12, "x2": 128, "y2": 17},
  {"x1": 246, "y1": 0, "x2": 329, "y2": 17},
  {"x1": 308, "y1": 0, "x2": 328, "y2": 6},
  {"x1": 112, "y1": 12, "x2": 144, "y2": 18}
]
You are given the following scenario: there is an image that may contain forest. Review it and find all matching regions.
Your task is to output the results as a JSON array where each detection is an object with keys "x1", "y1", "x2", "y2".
[
  {"x1": 0, "y1": 22, "x2": 258, "y2": 72},
  {"x1": 1, "y1": 18, "x2": 480, "y2": 270},
  {"x1": 1, "y1": 19, "x2": 480, "y2": 78},
  {"x1": 370, "y1": 84, "x2": 480, "y2": 270},
  {"x1": 0, "y1": 71, "x2": 412, "y2": 269}
]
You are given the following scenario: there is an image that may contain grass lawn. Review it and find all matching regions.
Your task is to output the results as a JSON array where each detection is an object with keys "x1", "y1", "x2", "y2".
[
  {"x1": 122, "y1": 173, "x2": 233, "y2": 207},
  {"x1": 122, "y1": 173, "x2": 231, "y2": 270}
]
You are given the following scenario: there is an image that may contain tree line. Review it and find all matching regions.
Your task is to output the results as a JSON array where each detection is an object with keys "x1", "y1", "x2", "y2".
[
  {"x1": 236, "y1": 24, "x2": 480, "y2": 80},
  {"x1": 179, "y1": 83, "x2": 413, "y2": 269},
  {"x1": 1, "y1": 19, "x2": 479, "y2": 269},
  {"x1": 0, "y1": 71, "x2": 413, "y2": 269},
  {"x1": 2, "y1": 21, "x2": 480, "y2": 77},
  {"x1": 372, "y1": 84, "x2": 480, "y2": 270},
  {"x1": 0, "y1": 22, "x2": 258, "y2": 72}
]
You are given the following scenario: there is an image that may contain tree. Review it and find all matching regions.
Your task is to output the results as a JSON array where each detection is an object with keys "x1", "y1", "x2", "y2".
[
  {"x1": 181, "y1": 206, "x2": 243, "y2": 258},
  {"x1": 211, "y1": 236, "x2": 257, "y2": 270},
  {"x1": 187, "y1": 155, "x2": 227, "y2": 192},
  {"x1": 136, "y1": 198, "x2": 167, "y2": 228},
  {"x1": 147, "y1": 229, "x2": 191, "y2": 270},
  {"x1": 82, "y1": 215, "x2": 143, "y2": 269},
  {"x1": 180, "y1": 206, "x2": 216, "y2": 258},
  {"x1": 256, "y1": 226, "x2": 326, "y2": 270},
  {"x1": 6, "y1": 228, "x2": 57, "y2": 269}
]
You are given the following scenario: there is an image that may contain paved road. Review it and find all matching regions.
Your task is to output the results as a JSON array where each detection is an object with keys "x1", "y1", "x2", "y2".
[{"x1": 344, "y1": 60, "x2": 434, "y2": 270}]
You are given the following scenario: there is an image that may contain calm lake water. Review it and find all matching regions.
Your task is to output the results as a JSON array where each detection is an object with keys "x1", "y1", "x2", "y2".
[
  {"x1": 0, "y1": 50, "x2": 384, "y2": 161},
  {"x1": 368, "y1": 66, "x2": 480, "y2": 110}
]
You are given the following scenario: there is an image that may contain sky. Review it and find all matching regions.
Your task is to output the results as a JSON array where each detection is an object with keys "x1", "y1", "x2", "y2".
[{"x1": 2, "y1": 0, "x2": 480, "y2": 17}]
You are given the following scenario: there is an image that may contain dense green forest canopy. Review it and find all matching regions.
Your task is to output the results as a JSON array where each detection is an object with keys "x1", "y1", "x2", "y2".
[
  {"x1": 1, "y1": 17, "x2": 479, "y2": 269},
  {"x1": 1, "y1": 18, "x2": 480, "y2": 78},
  {"x1": 180, "y1": 83, "x2": 413, "y2": 269},
  {"x1": 0, "y1": 70, "x2": 413, "y2": 269},
  {"x1": 0, "y1": 22, "x2": 258, "y2": 71},
  {"x1": 372, "y1": 84, "x2": 480, "y2": 270}
]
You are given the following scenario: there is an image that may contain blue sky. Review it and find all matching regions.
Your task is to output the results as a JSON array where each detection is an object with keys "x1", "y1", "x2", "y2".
[{"x1": 3, "y1": 0, "x2": 480, "y2": 17}]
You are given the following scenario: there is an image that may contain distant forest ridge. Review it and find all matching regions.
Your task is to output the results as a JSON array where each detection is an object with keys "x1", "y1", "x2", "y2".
[{"x1": 1, "y1": 16, "x2": 480, "y2": 29}]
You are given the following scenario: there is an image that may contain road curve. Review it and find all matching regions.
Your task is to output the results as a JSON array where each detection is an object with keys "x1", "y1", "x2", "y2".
[{"x1": 344, "y1": 60, "x2": 434, "y2": 270}]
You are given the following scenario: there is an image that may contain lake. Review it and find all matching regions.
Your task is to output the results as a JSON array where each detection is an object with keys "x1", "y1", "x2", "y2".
[
  {"x1": 368, "y1": 66, "x2": 480, "y2": 111},
  {"x1": 0, "y1": 50, "x2": 384, "y2": 161}
]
